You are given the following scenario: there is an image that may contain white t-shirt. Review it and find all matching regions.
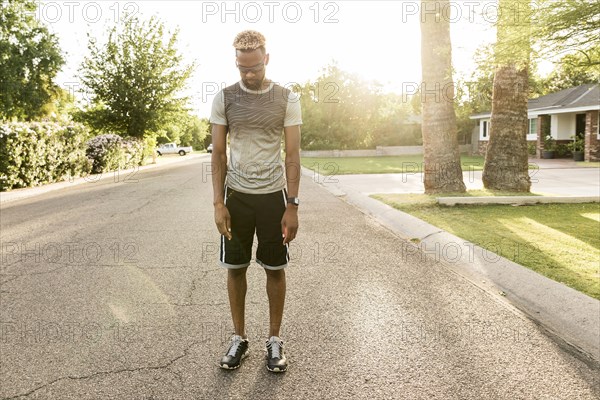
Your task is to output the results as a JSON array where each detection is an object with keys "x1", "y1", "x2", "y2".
[{"x1": 210, "y1": 80, "x2": 302, "y2": 194}]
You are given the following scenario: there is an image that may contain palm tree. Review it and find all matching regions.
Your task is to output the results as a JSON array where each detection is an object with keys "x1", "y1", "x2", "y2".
[
  {"x1": 420, "y1": 0, "x2": 466, "y2": 194},
  {"x1": 482, "y1": 0, "x2": 532, "y2": 191}
]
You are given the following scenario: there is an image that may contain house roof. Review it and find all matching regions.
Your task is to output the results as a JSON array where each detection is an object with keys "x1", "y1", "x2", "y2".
[{"x1": 470, "y1": 83, "x2": 600, "y2": 119}]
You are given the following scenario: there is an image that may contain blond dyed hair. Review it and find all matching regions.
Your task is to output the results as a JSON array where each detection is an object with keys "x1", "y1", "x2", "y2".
[{"x1": 233, "y1": 30, "x2": 266, "y2": 53}]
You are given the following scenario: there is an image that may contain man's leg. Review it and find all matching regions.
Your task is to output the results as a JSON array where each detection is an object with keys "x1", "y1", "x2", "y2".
[
  {"x1": 227, "y1": 266, "x2": 249, "y2": 339},
  {"x1": 221, "y1": 188, "x2": 254, "y2": 339},
  {"x1": 265, "y1": 268, "x2": 286, "y2": 337},
  {"x1": 220, "y1": 265, "x2": 251, "y2": 369},
  {"x1": 254, "y1": 190, "x2": 289, "y2": 372},
  {"x1": 255, "y1": 189, "x2": 289, "y2": 338}
]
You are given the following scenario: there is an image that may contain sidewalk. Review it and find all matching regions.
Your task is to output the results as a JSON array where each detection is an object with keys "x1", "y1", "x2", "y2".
[
  {"x1": 0, "y1": 153, "x2": 207, "y2": 204},
  {"x1": 328, "y1": 165, "x2": 600, "y2": 197},
  {"x1": 527, "y1": 158, "x2": 599, "y2": 169},
  {"x1": 303, "y1": 166, "x2": 600, "y2": 363}
]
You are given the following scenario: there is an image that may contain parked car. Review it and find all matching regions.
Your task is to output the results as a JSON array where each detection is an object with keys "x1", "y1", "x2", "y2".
[
  {"x1": 156, "y1": 142, "x2": 193, "y2": 156},
  {"x1": 207, "y1": 143, "x2": 213, "y2": 153}
]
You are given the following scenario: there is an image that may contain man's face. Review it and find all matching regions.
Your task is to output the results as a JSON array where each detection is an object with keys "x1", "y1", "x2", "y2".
[{"x1": 236, "y1": 49, "x2": 269, "y2": 90}]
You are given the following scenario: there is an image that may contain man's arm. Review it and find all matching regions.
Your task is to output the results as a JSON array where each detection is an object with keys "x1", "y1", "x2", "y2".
[
  {"x1": 281, "y1": 125, "x2": 301, "y2": 244},
  {"x1": 211, "y1": 123, "x2": 232, "y2": 240},
  {"x1": 284, "y1": 125, "x2": 301, "y2": 197}
]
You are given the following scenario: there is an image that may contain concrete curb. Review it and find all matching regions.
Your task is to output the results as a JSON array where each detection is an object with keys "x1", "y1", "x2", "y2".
[
  {"x1": 301, "y1": 166, "x2": 600, "y2": 363},
  {"x1": 0, "y1": 153, "x2": 207, "y2": 204},
  {"x1": 438, "y1": 195, "x2": 600, "y2": 206}
]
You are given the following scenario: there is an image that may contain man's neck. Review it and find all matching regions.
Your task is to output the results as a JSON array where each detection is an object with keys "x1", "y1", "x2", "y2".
[
  {"x1": 241, "y1": 78, "x2": 272, "y2": 92},
  {"x1": 259, "y1": 78, "x2": 271, "y2": 90}
]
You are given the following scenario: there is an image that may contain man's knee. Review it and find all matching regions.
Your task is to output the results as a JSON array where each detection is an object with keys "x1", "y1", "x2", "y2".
[
  {"x1": 265, "y1": 268, "x2": 285, "y2": 279},
  {"x1": 228, "y1": 266, "x2": 248, "y2": 278}
]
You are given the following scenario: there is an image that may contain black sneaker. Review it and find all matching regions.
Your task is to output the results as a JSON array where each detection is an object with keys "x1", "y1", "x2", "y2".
[
  {"x1": 220, "y1": 334, "x2": 249, "y2": 370},
  {"x1": 265, "y1": 336, "x2": 287, "y2": 372}
]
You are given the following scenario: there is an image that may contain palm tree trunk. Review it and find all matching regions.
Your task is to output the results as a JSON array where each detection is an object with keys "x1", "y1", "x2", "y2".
[
  {"x1": 482, "y1": 0, "x2": 532, "y2": 192},
  {"x1": 420, "y1": 0, "x2": 466, "y2": 194},
  {"x1": 482, "y1": 65, "x2": 531, "y2": 191}
]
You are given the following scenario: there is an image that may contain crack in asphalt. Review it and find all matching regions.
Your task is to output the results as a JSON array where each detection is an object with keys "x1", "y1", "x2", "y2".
[
  {"x1": 183, "y1": 268, "x2": 221, "y2": 306},
  {"x1": 140, "y1": 300, "x2": 263, "y2": 307},
  {"x1": 128, "y1": 268, "x2": 222, "y2": 307},
  {"x1": 0, "y1": 264, "x2": 214, "y2": 288},
  {"x1": 0, "y1": 262, "x2": 152, "y2": 288},
  {"x1": 0, "y1": 265, "x2": 70, "y2": 287},
  {"x1": 184, "y1": 276, "x2": 199, "y2": 305},
  {"x1": 1, "y1": 340, "x2": 200, "y2": 400},
  {"x1": 0, "y1": 275, "x2": 21, "y2": 285},
  {"x1": 106, "y1": 183, "x2": 174, "y2": 218}
]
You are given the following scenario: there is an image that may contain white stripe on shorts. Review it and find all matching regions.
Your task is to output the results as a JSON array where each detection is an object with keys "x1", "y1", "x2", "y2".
[
  {"x1": 281, "y1": 189, "x2": 289, "y2": 261},
  {"x1": 221, "y1": 185, "x2": 228, "y2": 263}
]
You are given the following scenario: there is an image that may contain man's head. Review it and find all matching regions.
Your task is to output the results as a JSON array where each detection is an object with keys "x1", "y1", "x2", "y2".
[{"x1": 233, "y1": 30, "x2": 269, "y2": 91}]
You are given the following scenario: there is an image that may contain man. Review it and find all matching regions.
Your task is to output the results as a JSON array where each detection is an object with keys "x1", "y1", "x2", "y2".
[{"x1": 209, "y1": 30, "x2": 302, "y2": 373}]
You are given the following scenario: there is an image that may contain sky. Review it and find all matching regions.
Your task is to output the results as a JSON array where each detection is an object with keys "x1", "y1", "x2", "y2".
[{"x1": 39, "y1": 0, "x2": 554, "y2": 118}]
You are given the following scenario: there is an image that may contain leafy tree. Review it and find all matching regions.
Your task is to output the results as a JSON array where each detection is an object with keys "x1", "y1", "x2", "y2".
[
  {"x1": 203, "y1": 132, "x2": 212, "y2": 151},
  {"x1": 156, "y1": 111, "x2": 208, "y2": 150},
  {"x1": 458, "y1": 46, "x2": 496, "y2": 114},
  {"x1": 296, "y1": 63, "x2": 423, "y2": 150},
  {"x1": 534, "y1": 0, "x2": 600, "y2": 65},
  {"x1": 78, "y1": 15, "x2": 196, "y2": 139},
  {"x1": 542, "y1": 48, "x2": 600, "y2": 92},
  {"x1": 39, "y1": 87, "x2": 79, "y2": 122},
  {"x1": 482, "y1": 0, "x2": 532, "y2": 192},
  {"x1": 185, "y1": 116, "x2": 210, "y2": 150},
  {"x1": 371, "y1": 93, "x2": 421, "y2": 146},
  {"x1": 296, "y1": 63, "x2": 383, "y2": 150},
  {"x1": 155, "y1": 123, "x2": 183, "y2": 145},
  {"x1": 453, "y1": 46, "x2": 496, "y2": 147},
  {"x1": 419, "y1": 0, "x2": 466, "y2": 194},
  {"x1": 0, "y1": 0, "x2": 64, "y2": 120},
  {"x1": 455, "y1": 43, "x2": 546, "y2": 147}
]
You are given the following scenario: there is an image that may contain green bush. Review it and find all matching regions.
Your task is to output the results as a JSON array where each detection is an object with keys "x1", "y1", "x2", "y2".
[
  {"x1": 555, "y1": 143, "x2": 569, "y2": 158},
  {"x1": 0, "y1": 122, "x2": 92, "y2": 191},
  {"x1": 567, "y1": 135, "x2": 584, "y2": 153},
  {"x1": 85, "y1": 134, "x2": 145, "y2": 174},
  {"x1": 543, "y1": 134, "x2": 555, "y2": 151},
  {"x1": 141, "y1": 135, "x2": 157, "y2": 165},
  {"x1": 123, "y1": 137, "x2": 145, "y2": 167},
  {"x1": 527, "y1": 142, "x2": 537, "y2": 155}
]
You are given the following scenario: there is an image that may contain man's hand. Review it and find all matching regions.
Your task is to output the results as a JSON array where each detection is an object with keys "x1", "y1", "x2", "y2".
[
  {"x1": 214, "y1": 203, "x2": 232, "y2": 240},
  {"x1": 281, "y1": 206, "x2": 298, "y2": 245}
]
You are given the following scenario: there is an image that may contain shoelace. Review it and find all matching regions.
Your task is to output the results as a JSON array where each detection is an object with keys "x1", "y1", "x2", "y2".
[
  {"x1": 227, "y1": 335, "x2": 244, "y2": 357},
  {"x1": 267, "y1": 338, "x2": 283, "y2": 359}
]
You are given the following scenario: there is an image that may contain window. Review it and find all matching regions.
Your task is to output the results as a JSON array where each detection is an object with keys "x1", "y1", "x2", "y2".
[
  {"x1": 482, "y1": 120, "x2": 488, "y2": 138},
  {"x1": 529, "y1": 118, "x2": 537, "y2": 135}
]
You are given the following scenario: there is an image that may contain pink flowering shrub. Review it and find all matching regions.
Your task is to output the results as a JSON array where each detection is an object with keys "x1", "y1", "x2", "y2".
[{"x1": 85, "y1": 134, "x2": 144, "y2": 174}]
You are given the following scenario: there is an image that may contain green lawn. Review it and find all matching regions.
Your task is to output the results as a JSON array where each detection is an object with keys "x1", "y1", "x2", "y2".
[
  {"x1": 372, "y1": 192, "x2": 600, "y2": 300},
  {"x1": 301, "y1": 155, "x2": 533, "y2": 175},
  {"x1": 302, "y1": 155, "x2": 600, "y2": 175},
  {"x1": 575, "y1": 161, "x2": 600, "y2": 167}
]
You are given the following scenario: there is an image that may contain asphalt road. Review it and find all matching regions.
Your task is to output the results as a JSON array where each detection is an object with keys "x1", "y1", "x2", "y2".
[{"x1": 1, "y1": 155, "x2": 599, "y2": 399}]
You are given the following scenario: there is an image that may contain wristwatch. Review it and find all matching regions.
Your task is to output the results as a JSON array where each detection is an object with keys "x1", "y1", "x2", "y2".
[{"x1": 286, "y1": 197, "x2": 300, "y2": 206}]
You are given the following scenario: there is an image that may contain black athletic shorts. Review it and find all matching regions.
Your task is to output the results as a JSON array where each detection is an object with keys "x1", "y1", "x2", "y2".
[{"x1": 219, "y1": 185, "x2": 290, "y2": 270}]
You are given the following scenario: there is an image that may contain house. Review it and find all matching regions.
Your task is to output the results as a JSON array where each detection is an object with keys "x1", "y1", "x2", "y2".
[{"x1": 470, "y1": 84, "x2": 599, "y2": 161}]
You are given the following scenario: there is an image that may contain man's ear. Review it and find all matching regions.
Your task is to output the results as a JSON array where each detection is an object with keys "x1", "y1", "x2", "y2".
[{"x1": 265, "y1": 53, "x2": 270, "y2": 65}]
